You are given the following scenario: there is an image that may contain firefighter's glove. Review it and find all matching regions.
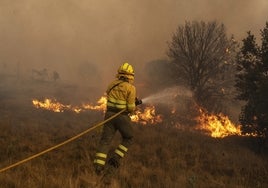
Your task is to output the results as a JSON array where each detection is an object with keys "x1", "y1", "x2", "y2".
[{"x1": 135, "y1": 97, "x2": 142, "y2": 106}]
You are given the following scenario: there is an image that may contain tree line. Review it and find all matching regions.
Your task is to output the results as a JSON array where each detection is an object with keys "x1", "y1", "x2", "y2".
[{"x1": 149, "y1": 20, "x2": 267, "y2": 141}]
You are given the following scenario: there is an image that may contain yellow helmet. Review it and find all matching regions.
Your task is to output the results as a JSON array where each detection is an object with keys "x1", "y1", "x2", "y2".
[{"x1": 118, "y1": 62, "x2": 134, "y2": 76}]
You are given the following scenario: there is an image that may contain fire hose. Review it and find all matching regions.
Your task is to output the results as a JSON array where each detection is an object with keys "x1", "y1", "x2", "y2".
[{"x1": 0, "y1": 109, "x2": 126, "y2": 173}]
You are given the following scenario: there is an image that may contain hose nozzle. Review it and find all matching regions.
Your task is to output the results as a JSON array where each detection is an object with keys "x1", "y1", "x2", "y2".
[{"x1": 135, "y1": 98, "x2": 142, "y2": 106}]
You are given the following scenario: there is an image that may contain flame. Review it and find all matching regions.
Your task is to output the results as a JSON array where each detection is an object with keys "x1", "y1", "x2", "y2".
[
  {"x1": 195, "y1": 108, "x2": 257, "y2": 138},
  {"x1": 32, "y1": 97, "x2": 106, "y2": 113},
  {"x1": 82, "y1": 97, "x2": 107, "y2": 111},
  {"x1": 32, "y1": 97, "x2": 259, "y2": 137},
  {"x1": 32, "y1": 99, "x2": 69, "y2": 112},
  {"x1": 32, "y1": 97, "x2": 162, "y2": 125},
  {"x1": 130, "y1": 106, "x2": 163, "y2": 125}
]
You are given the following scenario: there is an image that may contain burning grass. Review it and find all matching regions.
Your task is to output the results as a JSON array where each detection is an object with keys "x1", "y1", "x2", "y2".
[
  {"x1": 32, "y1": 96, "x2": 260, "y2": 138},
  {"x1": 32, "y1": 97, "x2": 164, "y2": 125},
  {"x1": 196, "y1": 108, "x2": 242, "y2": 138}
]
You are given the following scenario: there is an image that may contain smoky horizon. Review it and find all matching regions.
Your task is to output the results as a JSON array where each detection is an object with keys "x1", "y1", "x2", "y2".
[{"x1": 1, "y1": 0, "x2": 268, "y2": 91}]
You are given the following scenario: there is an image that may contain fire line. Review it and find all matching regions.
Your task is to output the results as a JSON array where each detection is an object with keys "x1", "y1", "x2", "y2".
[
  {"x1": 32, "y1": 97, "x2": 258, "y2": 138},
  {"x1": 32, "y1": 97, "x2": 163, "y2": 125}
]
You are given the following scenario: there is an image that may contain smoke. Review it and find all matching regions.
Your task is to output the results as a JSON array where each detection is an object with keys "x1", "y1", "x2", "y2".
[{"x1": 0, "y1": 0, "x2": 268, "y2": 94}]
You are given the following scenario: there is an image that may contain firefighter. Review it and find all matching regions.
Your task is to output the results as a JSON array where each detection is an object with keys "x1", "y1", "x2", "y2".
[{"x1": 93, "y1": 62, "x2": 142, "y2": 178}]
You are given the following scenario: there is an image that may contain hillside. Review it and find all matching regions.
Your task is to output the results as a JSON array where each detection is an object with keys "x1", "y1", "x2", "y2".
[{"x1": 0, "y1": 77, "x2": 267, "y2": 188}]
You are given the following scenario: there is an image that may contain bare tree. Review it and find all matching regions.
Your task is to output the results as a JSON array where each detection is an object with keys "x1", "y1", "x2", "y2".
[{"x1": 167, "y1": 21, "x2": 237, "y2": 111}]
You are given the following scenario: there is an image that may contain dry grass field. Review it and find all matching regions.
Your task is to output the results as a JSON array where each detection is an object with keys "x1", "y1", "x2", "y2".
[{"x1": 0, "y1": 75, "x2": 267, "y2": 188}]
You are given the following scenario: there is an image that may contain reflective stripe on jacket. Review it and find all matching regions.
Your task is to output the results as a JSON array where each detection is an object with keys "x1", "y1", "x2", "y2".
[{"x1": 106, "y1": 80, "x2": 136, "y2": 112}]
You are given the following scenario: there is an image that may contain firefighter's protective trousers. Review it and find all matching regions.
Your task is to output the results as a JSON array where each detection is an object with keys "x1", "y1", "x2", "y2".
[{"x1": 93, "y1": 110, "x2": 133, "y2": 168}]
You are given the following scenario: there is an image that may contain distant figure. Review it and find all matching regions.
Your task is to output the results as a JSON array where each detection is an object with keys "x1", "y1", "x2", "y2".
[
  {"x1": 93, "y1": 62, "x2": 142, "y2": 184},
  {"x1": 52, "y1": 71, "x2": 60, "y2": 82}
]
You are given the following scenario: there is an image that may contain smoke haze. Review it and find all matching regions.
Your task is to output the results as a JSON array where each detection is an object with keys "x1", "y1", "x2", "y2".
[{"x1": 1, "y1": 0, "x2": 268, "y2": 91}]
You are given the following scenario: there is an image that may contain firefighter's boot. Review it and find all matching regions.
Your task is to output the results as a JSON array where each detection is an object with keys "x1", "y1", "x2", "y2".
[
  {"x1": 102, "y1": 155, "x2": 120, "y2": 185},
  {"x1": 93, "y1": 152, "x2": 107, "y2": 175},
  {"x1": 94, "y1": 164, "x2": 104, "y2": 176},
  {"x1": 107, "y1": 155, "x2": 120, "y2": 168}
]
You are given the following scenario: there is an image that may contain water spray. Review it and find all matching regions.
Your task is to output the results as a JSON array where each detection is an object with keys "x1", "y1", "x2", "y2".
[{"x1": 141, "y1": 86, "x2": 192, "y2": 105}]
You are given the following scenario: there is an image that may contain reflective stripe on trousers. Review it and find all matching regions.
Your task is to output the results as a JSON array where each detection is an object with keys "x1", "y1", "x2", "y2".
[
  {"x1": 94, "y1": 152, "x2": 107, "y2": 166},
  {"x1": 114, "y1": 144, "x2": 128, "y2": 158}
]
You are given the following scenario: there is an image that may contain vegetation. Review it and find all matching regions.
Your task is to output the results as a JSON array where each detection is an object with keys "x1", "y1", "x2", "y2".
[
  {"x1": 235, "y1": 23, "x2": 268, "y2": 138},
  {"x1": 0, "y1": 76, "x2": 267, "y2": 188}
]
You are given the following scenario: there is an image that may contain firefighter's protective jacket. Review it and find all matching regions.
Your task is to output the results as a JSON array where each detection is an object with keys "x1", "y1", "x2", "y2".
[{"x1": 106, "y1": 79, "x2": 136, "y2": 112}]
